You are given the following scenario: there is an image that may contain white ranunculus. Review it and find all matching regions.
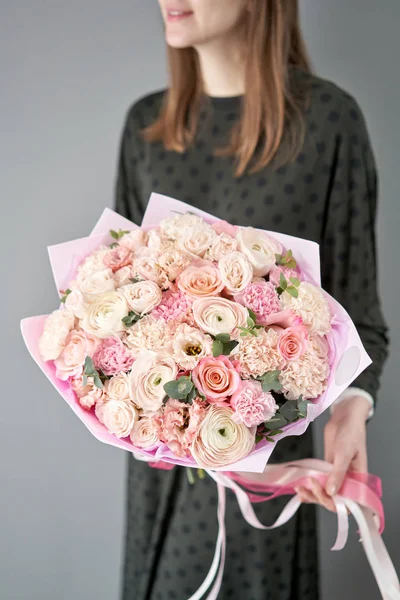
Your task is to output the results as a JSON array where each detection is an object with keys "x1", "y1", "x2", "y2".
[
  {"x1": 172, "y1": 323, "x2": 213, "y2": 370},
  {"x1": 160, "y1": 213, "x2": 207, "y2": 241},
  {"x1": 191, "y1": 405, "x2": 255, "y2": 468},
  {"x1": 237, "y1": 227, "x2": 282, "y2": 276},
  {"x1": 192, "y1": 296, "x2": 248, "y2": 338},
  {"x1": 80, "y1": 291, "x2": 128, "y2": 339},
  {"x1": 281, "y1": 282, "x2": 332, "y2": 335},
  {"x1": 128, "y1": 351, "x2": 178, "y2": 414},
  {"x1": 121, "y1": 280, "x2": 162, "y2": 315},
  {"x1": 218, "y1": 251, "x2": 253, "y2": 294},
  {"x1": 176, "y1": 225, "x2": 217, "y2": 258},
  {"x1": 39, "y1": 309, "x2": 76, "y2": 361},
  {"x1": 106, "y1": 373, "x2": 131, "y2": 401},
  {"x1": 130, "y1": 417, "x2": 159, "y2": 449},
  {"x1": 79, "y1": 268, "x2": 115, "y2": 300},
  {"x1": 102, "y1": 399, "x2": 139, "y2": 438}
]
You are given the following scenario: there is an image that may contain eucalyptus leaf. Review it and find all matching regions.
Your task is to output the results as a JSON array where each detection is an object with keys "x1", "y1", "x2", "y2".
[
  {"x1": 279, "y1": 400, "x2": 299, "y2": 422},
  {"x1": 297, "y1": 399, "x2": 310, "y2": 418},
  {"x1": 246, "y1": 316, "x2": 255, "y2": 328},
  {"x1": 212, "y1": 339, "x2": 224, "y2": 357},
  {"x1": 93, "y1": 375, "x2": 103, "y2": 390},
  {"x1": 267, "y1": 429, "x2": 283, "y2": 436},
  {"x1": 82, "y1": 375, "x2": 88, "y2": 387},
  {"x1": 265, "y1": 414, "x2": 288, "y2": 430},
  {"x1": 275, "y1": 253, "x2": 282, "y2": 264},
  {"x1": 255, "y1": 435, "x2": 264, "y2": 444},
  {"x1": 289, "y1": 277, "x2": 300, "y2": 287},
  {"x1": 248, "y1": 308, "x2": 258, "y2": 324},
  {"x1": 163, "y1": 378, "x2": 194, "y2": 400},
  {"x1": 222, "y1": 340, "x2": 239, "y2": 355},
  {"x1": 215, "y1": 333, "x2": 230, "y2": 344},
  {"x1": 286, "y1": 286, "x2": 299, "y2": 298},
  {"x1": 261, "y1": 370, "x2": 282, "y2": 392},
  {"x1": 84, "y1": 356, "x2": 95, "y2": 375},
  {"x1": 279, "y1": 272, "x2": 287, "y2": 289}
]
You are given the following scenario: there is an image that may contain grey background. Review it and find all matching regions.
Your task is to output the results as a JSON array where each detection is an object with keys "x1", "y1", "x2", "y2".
[{"x1": 1, "y1": 1, "x2": 399, "y2": 599}]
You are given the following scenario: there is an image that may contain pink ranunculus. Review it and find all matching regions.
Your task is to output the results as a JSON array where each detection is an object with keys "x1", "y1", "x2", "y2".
[
  {"x1": 103, "y1": 245, "x2": 134, "y2": 273},
  {"x1": 177, "y1": 260, "x2": 224, "y2": 300},
  {"x1": 234, "y1": 281, "x2": 281, "y2": 325},
  {"x1": 192, "y1": 355, "x2": 241, "y2": 401},
  {"x1": 277, "y1": 323, "x2": 309, "y2": 361},
  {"x1": 230, "y1": 380, "x2": 278, "y2": 428},
  {"x1": 153, "y1": 398, "x2": 206, "y2": 458},
  {"x1": 269, "y1": 265, "x2": 300, "y2": 288},
  {"x1": 211, "y1": 220, "x2": 238, "y2": 237},
  {"x1": 54, "y1": 329, "x2": 99, "y2": 381},
  {"x1": 93, "y1": 337, "x2": 135, "y2": 376}
]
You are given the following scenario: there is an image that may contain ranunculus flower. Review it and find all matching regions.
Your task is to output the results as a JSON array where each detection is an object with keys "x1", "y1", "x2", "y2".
[
  {"x1": 234, "y1": 281, "x2": 281, "y2": 325},
  {"x1": 102, "y1": 399, "x2": 139, "y2": 438},
  {"x1": 191, "y1": 405, "x2": 255, "y2": 468},
  {"x1": 79, "y1": 268, "x2": 115, "y2": 300},
  {"x1": 192, "y1": 296, "x2": 248, "y2": 338},
  {"x1": 205, "y1": 232, "x2": 238, "y2": 262},
  {"x1": 71, "y1": 375, "x2": 103, "y2": 410},
  {"x1": 177, "y1": 260, "x2": 224, "y2": 299},
  {"x1": 118, "y1": 229, "x2": 148, "y2": 252},
  {"x1": 230, "y1": 380, "x2": 278, "y2": 427},
  {"x1": 218, "y1": 251, "x2": 253, "y2": 295},
  {"x1": 39, "y1": 309, "x2": 76, "y2": 361},
  {"x1": 128, "y1": 351, "x2": 178, "y2": 414},
  {"x1": 105, "y1": 372, "x2": 130, "y2": 400},
  {"x1": 172, "y1": 324, "x2": 213, "y2": 370},
  {"x1": 176, "y1": 225, "x2": 217, "y2": 258},
  {"x1": 121, "y1": 280, "x2": 162, "y2": 315},
  {"x1": 269, "y1": 265, "x2": 300, "y2": 288},
  {"x1": 103, "y1": 245, "x2": 134, "y2": 273},
  {"x1": 93, "y1": 337, "x2": 134, "y2": 375},
  {"x1": 281, "y1": 282, "x2": 332, "y2": 335},
  {"x1": 236, "y1": 227, "x2": 282, "y2": 276},
  {"x1": 153, "y1": 398, "x2": 206, "y2": 458},
  {"x1": 54, "y1": 329, "x2": 99, "y2": 380},
  {"x1": 130, "y1": 417, "x2": 159, "y2": 449},
  {"x1": 81, "y1": 291, "x2": 128, "y2": 339},
  {"x1": 192, "y1": 355, "x2": 241, "y2": 401},
  {"x1": 277, "y1": 324, "x2": 309, "y2": 361}
]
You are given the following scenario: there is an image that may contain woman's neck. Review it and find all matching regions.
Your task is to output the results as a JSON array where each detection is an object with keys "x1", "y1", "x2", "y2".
[{"x1": 195, "y1": 35, "x2": 246, "y2": 98}]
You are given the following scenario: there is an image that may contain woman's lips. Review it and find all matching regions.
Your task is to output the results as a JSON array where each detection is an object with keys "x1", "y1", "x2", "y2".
[{"x1": 167, "y1": 9, "x2": 194, "y2": 22}]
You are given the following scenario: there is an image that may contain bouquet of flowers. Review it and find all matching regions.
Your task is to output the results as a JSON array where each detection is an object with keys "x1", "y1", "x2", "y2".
[{"x1": 21, "y1": 193, "x2": 371, "y2": 472}]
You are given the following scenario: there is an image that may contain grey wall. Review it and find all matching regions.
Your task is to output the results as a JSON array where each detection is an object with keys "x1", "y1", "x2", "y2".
[{"x1": 1, "y1": 1, "x2": 398, "y2": 599}]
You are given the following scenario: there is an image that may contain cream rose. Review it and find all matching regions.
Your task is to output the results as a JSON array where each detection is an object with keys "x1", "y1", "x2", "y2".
[
  {"x1": 79, "y1": 268, "x2": 115, "y2": 300},
  {"x1": 218, "y1": 251, "x2": 253, "y2": 294},
  {"x1": 172, "y1": 324, "x2": 213, "y2": 370},
  {"x1": 191, "y1": 405, "x2": 255, "y2": 468},
  {"x1": 237, "y1": 227, "x2": 282, "y2": 276},
  {"x1": 106, "y1": 372, "x2": 130, "y2": 401},
  {"x1": 65, "y1": 288, "x2": 88, "y2": 319},
  {"x1": 177, "y1": 260, "x2": 224, "y2": 299},
  {"x1": 130, "y1": 417, "x2": 159, "y2": 449},
  {"x1": 176, "y1": 225, "x2": 217, "y2": 258},
  {"x1": 128, "y1": 351, "x2": 178, "y2": 414},
  {"x1": 205, "y1": 232, "x2": 238, "y2": 261},
  {"x1": 160, "y1": 213, "x2": 207, "y2": 240},
  {"x1": 281, "y1": 282, "x2": 332, "y2": 335},
  {"x1": 102, "y1": 399, "x2": 139, "y2": 438},
  {"x1": 39, "y1": 309, "x2": 76, "y2": 361},
  {"x1": 80, "y1": 291, "x2": 128, "y2": 339},
  {"x1": 54, "y1": 329, "x2": 99, "y2": 380},
  {"x1": 113, "y1": 266, "x2": 134, "y2": 288},
  {"x1": 121, "y1": 280, "x2": 162, "y2": 315},
  {"x1": 192, "y1": 297, "x2": 248, "y2": 338},
  {"x1": 118, "y1": 229, "x2": 148, "y2": 252}
]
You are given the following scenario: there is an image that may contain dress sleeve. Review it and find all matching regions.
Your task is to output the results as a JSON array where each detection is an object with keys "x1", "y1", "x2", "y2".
[
  {"x1": 320, "y1": 99, "x2": 389, "y2": 408},
  {"x1": 114, "y1": 108, "x2": 145, "y2": 223}
]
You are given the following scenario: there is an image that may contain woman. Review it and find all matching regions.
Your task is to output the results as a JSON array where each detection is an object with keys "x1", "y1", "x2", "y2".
[{"x1": 115, "y1": 1, "x2": 389, "y2": 598}]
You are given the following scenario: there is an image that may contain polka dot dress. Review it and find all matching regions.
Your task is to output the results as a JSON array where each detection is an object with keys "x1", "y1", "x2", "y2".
[{"x1": 115, "y1": 68, "x2": 389, "y2": 600}]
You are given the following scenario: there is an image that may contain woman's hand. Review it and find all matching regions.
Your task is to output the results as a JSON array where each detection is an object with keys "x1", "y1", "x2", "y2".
[{"x1": 295, "y1": 395, "x2": 371, "y2": 512}]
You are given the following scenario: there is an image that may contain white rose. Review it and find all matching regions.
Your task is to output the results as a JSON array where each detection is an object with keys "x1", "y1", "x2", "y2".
[
  {"x1": 128, "y1": 351, "x2": 178, "y2": 414},
  {"x1": 106, "y1": 373, "x2": 131, "y2": 401},
  {"x1": 172, "y1": 324, "x2": 213, "y2": 370},
  {"x1": 205, "y1": 232, "x2": 238, "y2": 261},
  {"x1": 118, "y1": 229, "x2": 148, "y2": 253},
  {"x1": 160, "y1": 213, "x2": 207, "y2": 240},
  {"x1": 191, "y1": 406, "x2": 255, "y2": 468},
  {"x1": 218, "y1": 251, "x2": 253, "y2": 294},
  {"x1": 102, "y1": 399, "x2": 139, "y2": 438},
  {"x1": 192, "y1": 296, "x2": 248, "y2": 338},
  {"x1": 130, "y1": 417, "x2": 159, "y2": 449},
  {"x1": 281, "y1": 282, "x2": 332, "y2": 335},
  {"x1": 176, "y1": 225, "x2": 217, "y2": 258},
  {"x1": 121, "y1": 281, "x2": 162, "y2": 315},
  {"x1": 237, "y1": 227, "x2": 282, "y2": 276},
  {"x1": 39, "y1": 309, "x2": 76, "y2": 361},
  {"x1": 79, "y1": 268, "x2": 115, "y2": 300},
  {"x1": 76, "y1": 247, "x2": 109, "y2": 281},
  {"x1": 80, "y1": 291, "x2": 128, "y2": 339},
  {"x1": 65, "y1": 288, "x2": 88, "y2": 319},
  {"x1": 113, "y1": 266, "x2": 134, "y2": 288}
]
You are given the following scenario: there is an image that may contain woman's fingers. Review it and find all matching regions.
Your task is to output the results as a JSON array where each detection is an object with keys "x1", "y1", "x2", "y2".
[{"x1": 295, "y1": 481, "x2": 336, "y2": 513}]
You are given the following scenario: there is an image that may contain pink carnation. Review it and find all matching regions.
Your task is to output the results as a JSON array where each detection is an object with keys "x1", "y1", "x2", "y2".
[
  {"x1": 71, "y1": 375, "x2": 104, "y2": 410},
  {"x1": 103, "y1": 246, "x2": 133, "y2": 273},
  {"x1": 230, "y1": 380, "x2": 278, "y2": 427},
  {"x1": 269, "y1": 265, "x2": 300, "y2": 287},
  {"x1": 151, "y1": 288, "x2": 193, "y2": 324},
  {"x1": 153, "y1": 398, "x2": 206, "y2": 458},
  {"x1": 93, "y1": 337, "x2": 134, "y2": 375},
  {"x1": 235, "y1": 281, "x2": 281, "y2": 325}
]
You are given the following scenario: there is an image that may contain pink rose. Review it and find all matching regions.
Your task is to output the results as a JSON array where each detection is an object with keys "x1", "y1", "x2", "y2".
[
  {"x1": 230, "y1": 380, "x2": 278, "y2": 427},
  {"x1": 54, "y1": 329, "x2": 99, "y2": 381},
  {"x1": 103, "y1": 246, "x2": 133, "y2": 273},
  {"x1": 262, "y1": 309, "x2": 301, "y2": 329},
  {"x1": 277, "y1": 324, "x2": 309, "y2": 361},
  {"x1": 153, "y1": 398, "x2": 206, "y2": 458},
  {"x1": 211, "y1": 220, "x2": 238, "y2": 237},
  {"x1": 269, "y1": 265, "x2": 300, "y2": 287},
  {"x1": 93, "y1": 337, "x2": 135, "y2": 376},
  {"x1": 192, "y1": 355, "x2": 241, "y2": 401},
  {"x1": 177, "y1": 260, "x2": 224, "y2": 299},
  {"x1": 235, "y1": 281, "x2": 281, "y2": 325}
]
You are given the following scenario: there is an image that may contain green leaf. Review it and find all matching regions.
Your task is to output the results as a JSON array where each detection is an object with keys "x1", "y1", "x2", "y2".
[
  {"x1": 297, "y1": 398, "x2": 310, "y2": 418},
  {"x1": 286, "y1": 259, "x2": 297, "y2": 269},
  {"x1": 267, "y1": 429, "x2": 284, "y2": 436},
  {"x1": 246, "y1": 316, "x2": 255, "y2": 328},
  {"x1": 276, "y1": 286, "x2": 283, "y2": 295},
  {"x1": 110, "y1": 229, "x2": 119, "y2": 240},
  {"x1": 110, "y1": 228, "x2": 130, "y2": 240},
  {"x1": 240, "y1": 331, "x2": 249, "y2": 337},
  {"x1": 60, "y1": 288, "x2": 72, "y2": 303},
  {"x1": 93, "y1": 374, "x2": 103, "y2": 390},
  {"x1": 221, "y1": 340, "x2": 239, "y2": 355},
  {"x1": 266, "y1": 437, "x2": 276, "y2": 442},
  {"x1": 289, "y1": 277, "x2": 300, "y2": 287},
  {"x1": 286, "y1": 286, "x2": 299, "y2": 298},
  {"x1": 248, "y1": 308, "x2": 258, "y2": 324},
  {"x1": 82, "y1": 375, "x2": 88, "y2": 387},
  {"x1": 84, "y1": 356, "x2": 95, "y2": 375},
  {"x1": 264, "y1": 414, "x2": 288, "y2": 430},
  {"x1": 163, "y1": 378, "x2": 194, "y2": 400},
  {"x1": 212, "y1": 339, "x2": 224, "y2": 357},
  {"x1": 122, "y1": 311, "x2": 141, "y2": 327},
  {"x1": 187, "y1": 385, "x2": 198, "y2": 405},
  {"x1": 275, "y1": 253, "x2": 282, "y2": 264},
  {"x1": 279, "y1": 400, "x2": 299, "y2": 422},
  {"x1": 129, "y1": 277, "x2": 142, "y2": 284},
  {"x1": 279, "y1": 272, "x2": 287, "y2": 290},
  {"x1": 255, "y1": 435, "x2": 264, "y2": 444},
  {"x1": 109, "y1": 242, "x2": 119, "y2": 249},
  {"x1": 261, "y1": 370, "x2": 282, "y2": 392},
  {"x1": 215, "y1": 333, "x2": 230, "y2": 344}
]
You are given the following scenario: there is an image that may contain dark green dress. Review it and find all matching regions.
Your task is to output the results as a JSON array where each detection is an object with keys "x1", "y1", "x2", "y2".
[{"x1": 115, "y1": 68, "x2": 389, "y2": 600}]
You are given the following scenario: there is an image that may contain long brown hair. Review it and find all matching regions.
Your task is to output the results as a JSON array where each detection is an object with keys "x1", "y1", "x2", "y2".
[{"x1": 144, "y1": 0, "x2": 312, "y2": 176}]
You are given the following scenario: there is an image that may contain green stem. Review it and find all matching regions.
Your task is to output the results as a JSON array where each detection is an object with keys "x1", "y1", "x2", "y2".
[{"x1": 186, "y1": 467, "x2": 196, "y2": 485}]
